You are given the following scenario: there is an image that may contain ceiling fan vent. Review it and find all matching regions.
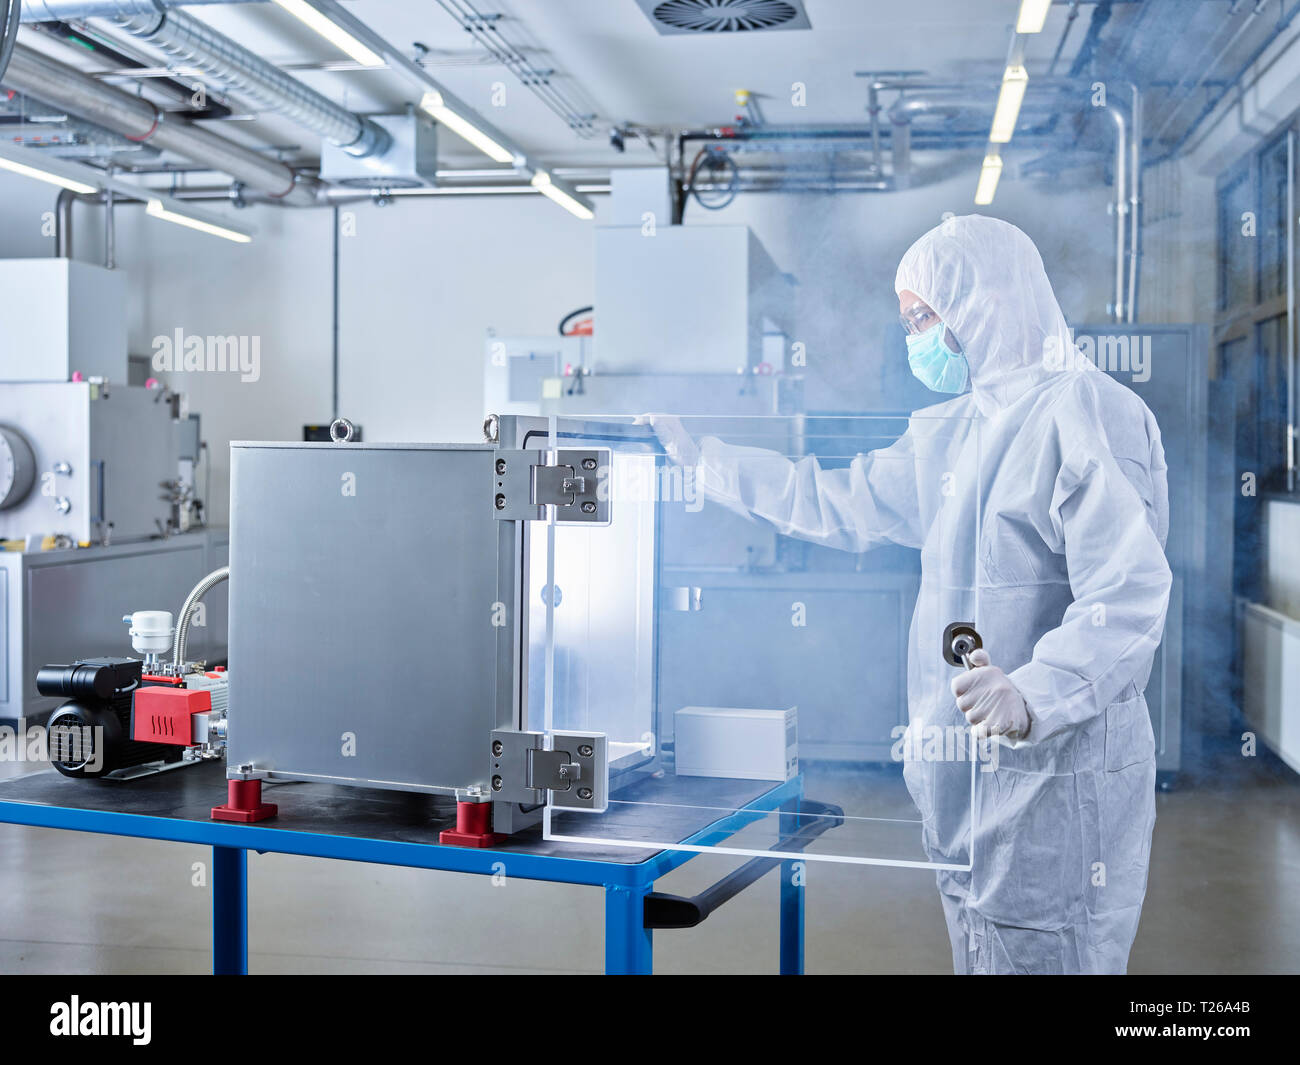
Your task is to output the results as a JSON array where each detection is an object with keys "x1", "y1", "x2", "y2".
[{"x1": 636, "y1": 0, "x2": 811, "y2": 34}]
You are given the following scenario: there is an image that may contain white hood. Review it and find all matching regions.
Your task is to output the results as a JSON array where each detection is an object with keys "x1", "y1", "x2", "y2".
[{"x1": 894, "y1": 214, "x2": 1084, "y2": 416}]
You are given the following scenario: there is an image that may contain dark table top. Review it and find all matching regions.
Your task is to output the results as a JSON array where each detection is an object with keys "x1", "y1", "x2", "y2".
[{"x1": 0, "y1": 760, "x2": 784, "y2": 868}]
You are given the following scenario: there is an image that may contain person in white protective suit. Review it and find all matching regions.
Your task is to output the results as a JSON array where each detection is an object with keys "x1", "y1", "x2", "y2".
[{"x1": 640, "y1": 214, "x2": 1172, "y2": 975}]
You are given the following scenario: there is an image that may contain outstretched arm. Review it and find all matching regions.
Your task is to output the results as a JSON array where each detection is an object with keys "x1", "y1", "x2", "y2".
[{"x1": 637, "y1": 415, "x2": 924, "y2": 552}]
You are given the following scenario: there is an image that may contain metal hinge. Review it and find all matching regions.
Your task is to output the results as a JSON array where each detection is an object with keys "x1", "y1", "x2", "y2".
[
  {"x1": 492, "y1": 449, "x2": 610, "y2": 523},
  {"x1": 490, "y1": 729, "x2": 608, "y2": 812}
]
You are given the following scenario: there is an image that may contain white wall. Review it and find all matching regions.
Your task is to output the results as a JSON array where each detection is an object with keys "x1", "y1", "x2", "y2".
[
  {"x1": 0, "y1": 174, "x2": 66, "y2": 258},
  {"x1": 335, "y1": 194, "x2": 595, "y2": 444},
  {"x1": 1138, "y1": 157, "x2": 1217, "y2": 327},
  {"x1": 113, "y1": 201, "x2": 333, "y2": 524}
]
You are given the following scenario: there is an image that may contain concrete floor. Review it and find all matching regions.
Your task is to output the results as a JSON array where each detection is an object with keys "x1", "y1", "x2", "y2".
[{"x1": 1, "y1": 753, "x2": 1297, "y2": 974}]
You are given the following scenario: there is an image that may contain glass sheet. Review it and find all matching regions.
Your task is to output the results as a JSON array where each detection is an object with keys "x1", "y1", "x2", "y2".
[{"x1": 534, "y1": 414, "x2": 985, "y2": 868}]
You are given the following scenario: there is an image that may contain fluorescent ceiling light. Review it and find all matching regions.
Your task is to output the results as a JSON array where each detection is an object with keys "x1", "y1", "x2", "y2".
[
  {"x1": 419, "y1": 91, "x2": 517, "y2": 165},
  {"x1": 530, "y1": 171, "x2": 594, "y2": 221},
  {"x1": 1016, "y1": 0, "x2": 1052, "y2": 34},
  {"x1": 0, "y1": 152, "x2": 99, "y2": 195},
  {"x1": 990, "y1": 65, "x2": 1029, "y2": 143},
  {"x1": 974, "y1": 155, "x2": 1003, "y2": 206},
  {"x1": 146, "y1": 199, "x2": 253, "y2": 243},
  {"x1": 271, "y1": 0, "x2": 384, "y2": 67}
]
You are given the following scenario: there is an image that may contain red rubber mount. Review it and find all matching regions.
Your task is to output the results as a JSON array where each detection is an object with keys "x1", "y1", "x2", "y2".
[
  {"x1": 211, "y1": 778, "x2": 278, "y2": 823},
  {"x1": 439, "y1": 800, "x2": 506, "y2": 848}
]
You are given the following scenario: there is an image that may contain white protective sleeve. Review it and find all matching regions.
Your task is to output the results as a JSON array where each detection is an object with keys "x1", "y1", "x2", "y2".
[
  {"x1": 694, "y1": 431, "x2": 924, "y2": 553},
  {"x1": 1007, "y1": 441, "x2": 1172, "y2": 741}
]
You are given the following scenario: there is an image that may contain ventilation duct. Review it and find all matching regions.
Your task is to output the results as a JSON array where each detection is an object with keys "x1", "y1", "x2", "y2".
[
  {"x1": 635, "y1": 0, "x2": 811, "y2": 34},
  {"x1": 1, "y1": 42, "x2": 319, "y2": 203},
  {"x1": 21, "y1": 0, "x2": 239, "y2": 16},
  {"x1": 23, "y1": 0, "x2": 388, "y2": 158},
  {"x1": 105, "y1": 3, "x2": 389, "y2": 158},
  {"x1": 320, "y1": 112, "x2": 437, "y2": 189},
  {"x1": 0, "y1": 0, "x2": 19, "y2": 82}
]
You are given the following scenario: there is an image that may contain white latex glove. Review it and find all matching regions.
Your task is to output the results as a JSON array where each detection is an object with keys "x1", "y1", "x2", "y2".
[
  {"x1": 951, "y1": 648, "x2": 1031, "y2": 741},
  {"x1": 633, "y1": 413, "x2": 701, "y2": 468}
]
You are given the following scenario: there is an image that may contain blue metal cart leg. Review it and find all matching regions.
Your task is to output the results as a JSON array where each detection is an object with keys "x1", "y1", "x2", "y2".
[
  {"x1": 779, "y1": 857, "x2": 805, "y2": 974},
  {"x1": 779, "y1": 789, "x2": 806, "y2": 975},
  {"x1": 605, "y1": 884, "x2": 653, "y2": 974},
  {"x1": 212, "y1": 846, "x2": 248, "y2": 975}
]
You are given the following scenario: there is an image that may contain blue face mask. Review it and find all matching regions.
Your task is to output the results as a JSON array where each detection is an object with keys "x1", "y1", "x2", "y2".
[{"x1": 906, "y1": 323, "x2": 969, "y2": 393}]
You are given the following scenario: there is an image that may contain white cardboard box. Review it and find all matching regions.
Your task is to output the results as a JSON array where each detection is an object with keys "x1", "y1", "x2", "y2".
[{"x1": 674, "y1": 706, "x2": 797, "y2": 781}]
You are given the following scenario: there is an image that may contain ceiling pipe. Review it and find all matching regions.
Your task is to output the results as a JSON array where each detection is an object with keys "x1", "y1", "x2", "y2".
[
  {"x1": 1090, "y1": 81, "x2": 1142, "y2": 323},
  {"x1": 54, "y1": 186, "x2": 98, "y2": 258},
  {"x1": 150, "y1": 168, "x2": 895, "y2": 202},
  {"x1": 887, "y1": 95, "x2": 976, "y2": 189},
  {"x1": 0, "y1": 0, "x2": 20, "y2": 83},
  {"x1": 98, "y1": 1, "x2": 390, "y2": 157},
  {"x1": 1101, "y1": 97, "x2": 1128, "y2": 323},
  {"x1": 891, "y1": 116, "x2": 910, "y2": 190},
  {"x1": 866, "y1": 83, "x2": 884, "y2": 173},
  {"x1": 1159, "y1": 0, "x2": 1300, "y2": 162},
  {"x1": 2, "y1": 42, "x2": 320, "y2": 203},
  {"x1": 1046, "y1": 0, "x2": 1080, "y2": 76},
  {"x1": 1149, "y1": 0, "x2": 1268, "y2": 148},
  {"x1": 1127, "y1": 83, "x2": 1141, "y2": 323},
  {"x1": 20, "y1": 0, "x2": 253, "y2": 18}
]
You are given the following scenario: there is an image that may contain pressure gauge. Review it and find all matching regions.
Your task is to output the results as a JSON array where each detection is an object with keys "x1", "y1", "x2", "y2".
[{"x1": 0, "y1": 426, "x2": 36, "y2": 510}]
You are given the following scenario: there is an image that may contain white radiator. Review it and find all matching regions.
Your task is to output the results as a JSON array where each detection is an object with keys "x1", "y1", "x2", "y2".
[{"x1": 1241, "y1": 601, "x2": 1300, "y2": 773}]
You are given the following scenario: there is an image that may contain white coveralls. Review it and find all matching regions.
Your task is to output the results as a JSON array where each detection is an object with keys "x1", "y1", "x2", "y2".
[{"x1": 686, "y1": 215, "x2": 1172, "y2": 974}]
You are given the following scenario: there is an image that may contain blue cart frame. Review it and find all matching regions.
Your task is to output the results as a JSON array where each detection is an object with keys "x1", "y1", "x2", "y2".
[{"x1": 0, "y1": 774, "x2": 807, "y2": 975}]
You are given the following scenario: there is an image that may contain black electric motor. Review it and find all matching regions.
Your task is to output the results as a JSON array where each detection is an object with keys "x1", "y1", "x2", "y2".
[{"x1": 36, "y1": 658, "x2": 181, "y2": 778}]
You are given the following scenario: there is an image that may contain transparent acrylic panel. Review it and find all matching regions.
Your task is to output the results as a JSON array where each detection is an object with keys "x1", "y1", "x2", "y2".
[{"x1": 534, "y1": 414, "x2": 985, "y2": 868}]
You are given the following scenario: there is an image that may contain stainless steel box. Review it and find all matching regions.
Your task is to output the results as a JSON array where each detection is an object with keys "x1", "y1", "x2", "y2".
[{"x1": 226, "y1": 442, "x2": 520, "y2": 797}]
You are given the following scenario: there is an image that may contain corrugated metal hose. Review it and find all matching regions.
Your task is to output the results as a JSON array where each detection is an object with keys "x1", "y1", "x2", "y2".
[{"x1": 173, "y1": 565, "x2": 229, "y2": 671}]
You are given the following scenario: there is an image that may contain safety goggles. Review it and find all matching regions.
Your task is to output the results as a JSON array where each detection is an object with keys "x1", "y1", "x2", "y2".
[{"x1": 899, "y1": 300, "x2": 941, "y2": 336}]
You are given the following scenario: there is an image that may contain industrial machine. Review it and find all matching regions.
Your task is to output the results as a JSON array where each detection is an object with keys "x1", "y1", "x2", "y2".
[
  {"x1": 40, "y1": 658, "x2": 193, "y2": 779},
  {"x1": 0, "y1": 381, "x2": 180, "y2": 546},
  {"x1": 40, "y1": 412, "x2": 983, "y2": 872},
  {"x1": 39, "y1": 590, "x2": 229, "y2": 781},
  {"x1": 0, "y1": 257, "x2": 225, "y2": 726},
  {"x1": 484, "y1": 213, "x2": 800, "y2": 421}
]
